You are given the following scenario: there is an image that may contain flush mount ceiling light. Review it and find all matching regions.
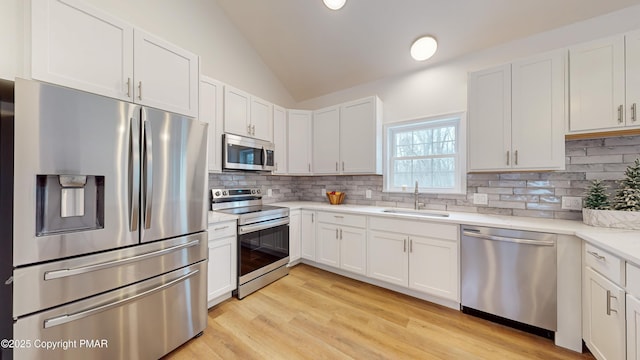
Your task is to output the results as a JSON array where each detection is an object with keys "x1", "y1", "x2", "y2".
[
  {"x1": 410, "y1": 36, "x2": 438, "y2": 61},
  {"x1": 323, "y1": 0, "x2": 346, "y2": 10}
]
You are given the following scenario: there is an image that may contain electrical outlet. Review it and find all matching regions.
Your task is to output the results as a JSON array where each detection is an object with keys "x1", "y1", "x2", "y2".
[
  {"x1": 562, "y1": 196, "x2": 583, "y2": 210},
  {"x1": 267, "y1": 189, "x2": 272, "y2": 197},
  {"x1": 321, "y1": 188, "x2": 326, "y2": 196},
  {"x1": 365, "y1": 189, "x2": 372, "y2": 199},
  {"x1": 473, "y1": 193, "x2": 488, "y2": 205}
]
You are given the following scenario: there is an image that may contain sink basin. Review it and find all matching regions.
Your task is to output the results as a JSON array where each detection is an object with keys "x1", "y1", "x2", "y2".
[{"x1": 381, "y1": 209, "x2": 450, "y2": 218}]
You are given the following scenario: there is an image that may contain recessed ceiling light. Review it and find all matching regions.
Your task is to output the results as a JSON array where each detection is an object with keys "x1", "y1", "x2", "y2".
[
  {"x1": 410, "y1": 36, "x2": 438, "y2": 61},
  {"x1": 323, "y1": 0, "x2": 346, "y2": 10}
]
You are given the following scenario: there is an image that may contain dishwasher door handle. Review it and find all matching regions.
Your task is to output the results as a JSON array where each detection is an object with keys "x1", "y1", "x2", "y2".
[{"x1": 462, "y1": 230, "x2": 555, "y2": 246}]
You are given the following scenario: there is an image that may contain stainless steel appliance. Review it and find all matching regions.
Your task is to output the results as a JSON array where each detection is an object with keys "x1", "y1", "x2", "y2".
[
  {"x1": 211, "y1": 188, "x2": 289, "y2": 299},
  {"x1": 9, "y1": 79, "x2": 209, "y2": 359},
  {"x1": 223, "y1": 133, "x2": 275, "y2": 172},
  {"x1": 461, "y1": 226, "x2": 557, "y2": 335}
]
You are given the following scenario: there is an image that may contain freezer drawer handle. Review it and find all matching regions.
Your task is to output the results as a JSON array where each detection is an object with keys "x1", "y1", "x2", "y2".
[
  {"x1": 462, "y1": 230, "x2": 555, "y2": 246},
  {"x1": 43, "y1": 239, "x2": 200, "y2": 280},
  {"x1": 44, "y1": 269, "x2": 200, "y2": 329}
]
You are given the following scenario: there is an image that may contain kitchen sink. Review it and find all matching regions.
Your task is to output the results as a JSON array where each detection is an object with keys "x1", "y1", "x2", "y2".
[{"x1": 381, "y1": 209, "x2": 450, "y2": 218}]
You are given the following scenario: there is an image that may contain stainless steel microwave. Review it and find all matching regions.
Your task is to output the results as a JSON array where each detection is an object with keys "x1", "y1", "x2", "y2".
[{"x1": 223, "y1": 133, "x2": 275, "y2": 171}]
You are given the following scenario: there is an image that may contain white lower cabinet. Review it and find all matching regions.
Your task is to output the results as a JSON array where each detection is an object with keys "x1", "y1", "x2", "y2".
[
  {"x1": 583, "y1": 261, "x2": 625, "y2": 360},
  {"x1": 368, "y1": 217, "x2": 458, "y2": 301},
  {"x1": 289, "y1": 210, "x2": 301, "y2": 265},
  {"x1": 628, "y1": 294, "x2": 640, "y2": 360},
  {"x1": 315, "y1": 212, "x2": 366, "y2": 275},
  {"x1": 207, "y1": 220, "x2": 237, "y2": 308},
  {"x1": 301, "y1": 210, "x2": 316, "y2": 260}
]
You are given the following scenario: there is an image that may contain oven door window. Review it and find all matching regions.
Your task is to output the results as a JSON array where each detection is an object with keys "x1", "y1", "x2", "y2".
[{"x1": 239, "y1": 224, "x2": 289, "y2": 277}]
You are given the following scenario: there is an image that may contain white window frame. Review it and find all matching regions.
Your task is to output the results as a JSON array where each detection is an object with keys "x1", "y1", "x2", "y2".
[{"x1": 383, "y1": 112, "x2": 467, "y2": 194}]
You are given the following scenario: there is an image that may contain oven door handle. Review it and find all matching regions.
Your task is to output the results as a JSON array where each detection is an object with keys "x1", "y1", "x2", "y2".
[{"x1": 239, "y1": 218, "x2": 290, "y2": 234}]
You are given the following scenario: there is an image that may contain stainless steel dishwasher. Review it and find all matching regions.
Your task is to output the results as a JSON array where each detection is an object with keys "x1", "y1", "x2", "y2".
[{"x1": 461, "y1": 225, "x2": 557, "y2": 334}]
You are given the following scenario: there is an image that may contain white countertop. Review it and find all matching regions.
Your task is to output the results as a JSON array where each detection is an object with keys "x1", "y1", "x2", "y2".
[{"x1": 267, "y1": 201, "x2": 640, "y2": 267}]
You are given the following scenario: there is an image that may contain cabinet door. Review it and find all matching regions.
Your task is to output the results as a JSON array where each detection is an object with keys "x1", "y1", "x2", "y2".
[
  {"x1": 367, "y1": 231, "x2": 408, "y2": 286},
  {"x1": 273, "y1": 105, "x2": 288, "y2": 174},
  {"x1": 289, "y1": 211, "x2": 301, "y2": 264},
  {"x1": 511, "y1": 50, "x2": 565, "y2": 170},
  {"x1": 625, "y1": 30, "x2": 640, "y2": 128},
  {"x1": 628, "y1": 294, "x2": 640, "y2": 360},
  {"x1": 583, "y1": 266, "x2": 625, "y2": 360},
  {"x1": 468, "y1": 64, "x2": 512, "y2": 171},
  {"x1": 409, "y1": 236, "x2": 458, "y2": 301},
  {"x1": 340, "y1": 226, "x2": 366, "y2": 275},
  {"x1": 287, "y1": 110, "x2": 313, "y2": 174},
  {"x1": 316, "y1": 223, "x2": 340, "y2": 268},
  {"x1": 340, "y1": 97, "x2": 381, "y2": 174},
  {"x1": 31, "y1": 0, "x2": 134, "y2": 101},
  {"x1": 313, "y1": 106, "x2": 341, "y2": 174},
  {"x1": 250, "y1": 96, "x2": 273, "y2": 141},
  {"x1": 200, "y1": 77, "x2": 224, "y2": 172},
  {"x1": 207, "y1": 236, "x2": 237, "y2": 306},
  {"x1": 301, "y1": 210, "x2": 316, "y2": 260},
  {"x1": 224, "y1": 86, "x2": 251, "y2": 136},
  {"x1": 569, "y1": 36, "x2": 625, "y2": 132},
  {"x1": 133, "y1": 29, "x2": 198, "y2": 117}
]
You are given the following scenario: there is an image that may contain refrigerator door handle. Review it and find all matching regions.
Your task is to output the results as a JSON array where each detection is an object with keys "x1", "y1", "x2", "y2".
[
  {"x1": 143, "y1": 118, "x2": 154, "y2": 229},
  {"x1": 43, "y1": 269, "x2": 200, "y2": 328},
  {"x1": 129, "y1": 115, "x2": 140, "y2": 232}
]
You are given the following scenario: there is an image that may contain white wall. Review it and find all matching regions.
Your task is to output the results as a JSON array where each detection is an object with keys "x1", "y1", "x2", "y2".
[
  {"x1": 0, "y1": 0, "x2": 296, "y2": 107},
  {"x1": 295, "y1": 4, "x2": 640, "y2": 125}
]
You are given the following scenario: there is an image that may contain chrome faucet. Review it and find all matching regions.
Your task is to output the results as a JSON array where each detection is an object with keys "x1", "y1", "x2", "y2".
[{"x1": 414, "y1": 181, "x2": 423, "y2": 210}]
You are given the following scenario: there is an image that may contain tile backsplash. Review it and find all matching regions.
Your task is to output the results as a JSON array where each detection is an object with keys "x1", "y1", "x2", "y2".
[{"x1": 209, "y1": 135, "x2": 640, "y2": 221}]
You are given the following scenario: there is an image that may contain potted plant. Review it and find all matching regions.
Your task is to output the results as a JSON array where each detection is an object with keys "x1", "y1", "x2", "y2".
[{"x1": 583, "y1": 158, "x2": 640, "y2": 230}]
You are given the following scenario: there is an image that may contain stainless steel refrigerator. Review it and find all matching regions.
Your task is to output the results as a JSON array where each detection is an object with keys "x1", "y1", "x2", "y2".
[{"x1": 8, "y1": 79, "x2": 208, "y2": 359}]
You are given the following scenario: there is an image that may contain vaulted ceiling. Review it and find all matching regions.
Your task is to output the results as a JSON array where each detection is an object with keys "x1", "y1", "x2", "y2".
[{"x1": 217, "y1": 0, "x2": 640, "y2": 101}]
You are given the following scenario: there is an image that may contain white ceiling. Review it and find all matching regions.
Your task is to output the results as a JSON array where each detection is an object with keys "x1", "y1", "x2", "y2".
[{"x1": 216, "y1": 0, "x2": 640, "y2": 102}]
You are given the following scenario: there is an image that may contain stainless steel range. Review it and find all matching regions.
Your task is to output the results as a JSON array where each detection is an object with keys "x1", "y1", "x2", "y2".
[{"x1": 211, "y1": 188, "x2": 290, "y2": 299}]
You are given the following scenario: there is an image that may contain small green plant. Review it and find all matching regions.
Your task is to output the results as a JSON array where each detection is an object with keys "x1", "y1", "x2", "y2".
[
  {"x1": 611, "y1": 158, "x2": 640, "y2": 211},
  {"x1": 583, "y1": 179, "x2": 610, "y2": 210}
]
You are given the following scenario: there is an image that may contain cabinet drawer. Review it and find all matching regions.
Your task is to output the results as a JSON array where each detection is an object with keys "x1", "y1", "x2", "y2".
[
  {"x1": 627, "y1": 263, "x2": 640, "y2": 298},
  {"x1": 585, "y1": 243, "x2": 623, "y2": 284},
  {"x1": 370, "y1": 216, "x2": 458, "y2": 241},
  {"x1": 208, "y1": 221, "x2": 236, "y2": 240},
  {"x1": 317, "y1": 212, "x2": 366, "y2": 228}
]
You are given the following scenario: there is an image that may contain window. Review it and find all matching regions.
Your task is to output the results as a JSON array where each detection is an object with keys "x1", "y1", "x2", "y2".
[{"x1": 384, "y1": 113, "x2": 466, "y2": 194}]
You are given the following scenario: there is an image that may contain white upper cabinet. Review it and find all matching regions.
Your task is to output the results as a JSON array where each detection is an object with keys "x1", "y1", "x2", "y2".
[
  {"x1": 287, "y1": 110, "x2": 313, "y2": 175},
  {"x1": 468, "y1": 50, "x2": 565, "y2": 171},
  {"x1": 31, "y1": 0, "x2": 133, "y2": 101},
  {"x1": 313, "y1": 105, "x2": 341, "y2": 174},
  {"x1": 272, "y1": 105, "x2": 288, "y2": 174},
  {"x1": 340, "y1": 96, "x2": 383, "y2": 174},
  {"x1": 200, "y1": 76, "x2": 224, "y2": 172},
  {"x1": 30, "y1": 0, "x2": 199, "y2": 117},
  {"x1": 223, "y1": 85, "x2": 273, "y2": 141},
  {"x1": 133, "y1": 29, "x2": 199, "y2": 117},
  {"x1": 569, "y1": 36, "x2": 626, "y2": 133}
]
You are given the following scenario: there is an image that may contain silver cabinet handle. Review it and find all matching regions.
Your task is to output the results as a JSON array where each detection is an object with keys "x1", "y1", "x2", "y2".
[
  {"x1": 336, "y1": 162, "x2": 338, "y2": 171},
  {"x1": 252, "y1": 125, "x2": 256, "y2": 135},
  {"x1": 506, "y1": 151, "x2": 510, "y2": 166},
  {"x1": 126, "y1": 78, "x2": 131, "y2": 98},
  {"x1": 128, "y1": 115, "x2": 140, "y2": 232},
  {"x1": 138, "y1": 81, "x2": 142, "y2": 100},
  {"x1": 334, "y1": 215, "x2": 344, "y2": 219},
  {"x1": 606, "y1": 290, "x2": 618, "y2": 315},
  {"x1": 618, "y1": 104, "x2": 623, "y2": 123},
  {"x1": 462, "y1": 230, "x2": 555, "y2": 246},
  {"x1": 403, "y1": 238, "x2": 407, "y2": 253},
  {"x1": 514, "y1": 150, "x2": 518, "y2": 166},
  {"x1": 342, "y1": 162, "x2": 345, "y2": 171},
  {"x1": 410, "y1": 239, "x2": 413, "y2": 253},
  {"x1": 44, "y1": 269, "x2": 199, "y2": 328},
  {"x1": 587, "y1": 250, "x2": 605, "y2": 261},
  {"x1": 339, "y1": 228, "x2": 343, "y2": 240},
  {"x1": 143, "y1": 118, "x2": 154, "y2": 229},
  {"x1": 214, "y1": 226, "x2": 229, "y2": 231},
  {"x1": 633, "y1": 103, "x2": 637, "y2": 123},
  {"x1": 308, "y1": 163, "x2": 311, "y2": 172},
  {"x1": 44, "y1": 239, "x2": 200, "y2": 280},
  {"x1": 311, "y1": 213, "x2": 314, "y2": 223},
  {"x1": 335, "y1": 229, "x2": 339, "y2": 239},
  {"x1": 247, "y1": 124, "x2": 252, "y2": 135}
]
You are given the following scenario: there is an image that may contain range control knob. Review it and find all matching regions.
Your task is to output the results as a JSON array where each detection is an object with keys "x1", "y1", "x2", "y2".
[
  {"x1": 214, "y1": 191, "x2": 221, "y2": 197},
  {"x1": 251, "y1": 189, "x2": 256, "y2": 194},
  {"x1": 222, "y1": 191, "x2": 228, "y2": 196},
  {"x1": 256, "y1": 189, "x2": 261, "y2": 194}
]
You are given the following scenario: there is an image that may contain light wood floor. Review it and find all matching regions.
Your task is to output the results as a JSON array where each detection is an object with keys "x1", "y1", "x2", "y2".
[{"x1": 164, "y1": 264, "x2": 594, "y2": 360}]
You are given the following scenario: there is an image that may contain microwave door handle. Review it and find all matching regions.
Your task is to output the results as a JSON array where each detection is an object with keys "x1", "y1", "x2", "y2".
[
  {"x1": 261, "y1": 146, "x2": 266, "y2": 168},
  {"x1": 129, "y1": 114, "x2": 140, "y2": 232},
  {"x1": 143, "y1": 118, "x2": 153, "y2": 229}
]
